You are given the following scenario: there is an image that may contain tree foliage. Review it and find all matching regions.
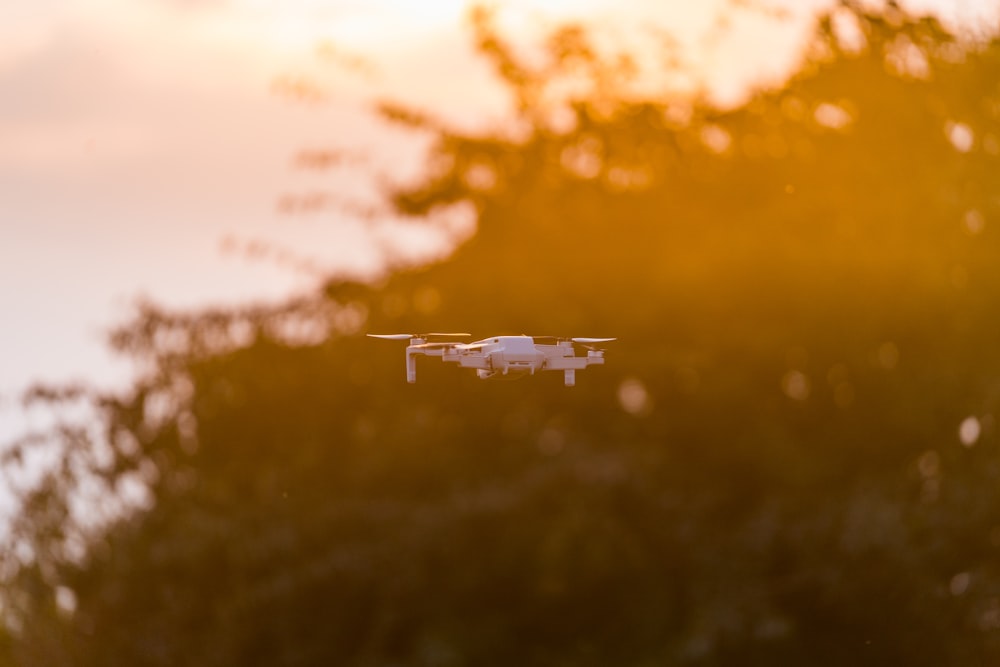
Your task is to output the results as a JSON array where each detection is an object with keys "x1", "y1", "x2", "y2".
[{"x1": 4, "y1": 2, "x2": 1000, "y2": 665}]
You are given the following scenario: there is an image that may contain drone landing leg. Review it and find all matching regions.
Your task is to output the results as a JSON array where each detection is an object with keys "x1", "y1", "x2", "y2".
[
  {"x1": 564, "y1": 369, "x2": 575, "y2": 387},
  {"x1": 406, "y1": 351, "x2": 417, "y2": 383}
]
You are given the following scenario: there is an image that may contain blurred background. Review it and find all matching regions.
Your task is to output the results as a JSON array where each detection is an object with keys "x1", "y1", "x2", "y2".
[
  {"x1": 0, "y1": 0, "x2": 834, "y2": 404},
  {"x1": 3, "y1": 0, "x2": 1000, "y2": 665}
]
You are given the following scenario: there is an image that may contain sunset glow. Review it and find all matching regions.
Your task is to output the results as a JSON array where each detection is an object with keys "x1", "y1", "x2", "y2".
[
  {"x1": 1, "y1": 0, "x2": 997, "y2": 399},
  {"x1": 4, "y1": 1, "x2": 1000, "y2": 662}
]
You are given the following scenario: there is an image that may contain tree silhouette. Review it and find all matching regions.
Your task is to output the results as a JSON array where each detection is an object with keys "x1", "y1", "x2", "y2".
[{"x1": 4, "y1": 2, "x2": 1000, "y2": 665}]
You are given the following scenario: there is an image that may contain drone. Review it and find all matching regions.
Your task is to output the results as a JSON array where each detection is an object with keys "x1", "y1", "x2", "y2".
[{"x1": 367, "y1": 333, "x2": 616, "y2": 386}]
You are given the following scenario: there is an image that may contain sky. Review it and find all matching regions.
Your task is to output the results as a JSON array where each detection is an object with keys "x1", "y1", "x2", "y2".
[{"x1": 1, "y1": 0, "x2": 997, "y2": 438}]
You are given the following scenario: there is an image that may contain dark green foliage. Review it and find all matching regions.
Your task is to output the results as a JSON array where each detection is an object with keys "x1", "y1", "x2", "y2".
[{"x1": 5, "y1": 3, "x2": 1000, "y2": 665}]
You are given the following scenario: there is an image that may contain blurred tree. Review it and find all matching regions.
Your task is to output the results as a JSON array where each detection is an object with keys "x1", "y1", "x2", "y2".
[{"x1": 4, "y1": 2, "x2": 1000, "y2": 665}]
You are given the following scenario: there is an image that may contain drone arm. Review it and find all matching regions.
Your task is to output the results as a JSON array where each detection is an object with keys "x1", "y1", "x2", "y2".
[
  {"x1": 405, "y1": 345, "x2": 448, "y2": 382},
  {"x1": 540, "y1": 346, "x2": 606, "y2": 386}
]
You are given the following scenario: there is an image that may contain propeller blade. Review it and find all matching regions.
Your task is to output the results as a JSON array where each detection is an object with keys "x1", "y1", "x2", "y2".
[
  {"x1": 368, "y1": 333, "x2": 471, "y2": 341},
  {"x1": 367, "y1": 334, "x2": 414, "y2": 340},
  {"x1": 571, "y1": 337, "x2": 617, "y2": 344}
]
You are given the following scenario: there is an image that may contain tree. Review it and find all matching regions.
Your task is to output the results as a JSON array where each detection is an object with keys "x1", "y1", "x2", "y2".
[{"x1": 4, "y1": 2, "x2": 1000, "y2": 665}]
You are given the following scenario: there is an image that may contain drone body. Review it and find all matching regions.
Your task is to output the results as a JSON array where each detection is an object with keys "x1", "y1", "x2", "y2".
[{"x1": 367, "y1": 334, "x2": 615, "y2": 386}]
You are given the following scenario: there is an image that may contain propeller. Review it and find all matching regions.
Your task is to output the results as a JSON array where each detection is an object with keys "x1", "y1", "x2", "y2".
[
  {"x1": 527, "y1": 335, "x2": 616, "y2": 352},
  {"x1": 529, "y1": 336, "x2": 616, "y2": 343},
  {"x1": 570, "y1": 338, "x2": 616, "y2": 353},
  {"x1": 367, "y1": 333, "x2": 471, "y2": 341}
]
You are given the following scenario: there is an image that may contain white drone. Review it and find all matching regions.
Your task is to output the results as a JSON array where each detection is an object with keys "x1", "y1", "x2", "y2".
[{"x1": 367, "y1": 333, "x2": 616, "y2": 386}]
